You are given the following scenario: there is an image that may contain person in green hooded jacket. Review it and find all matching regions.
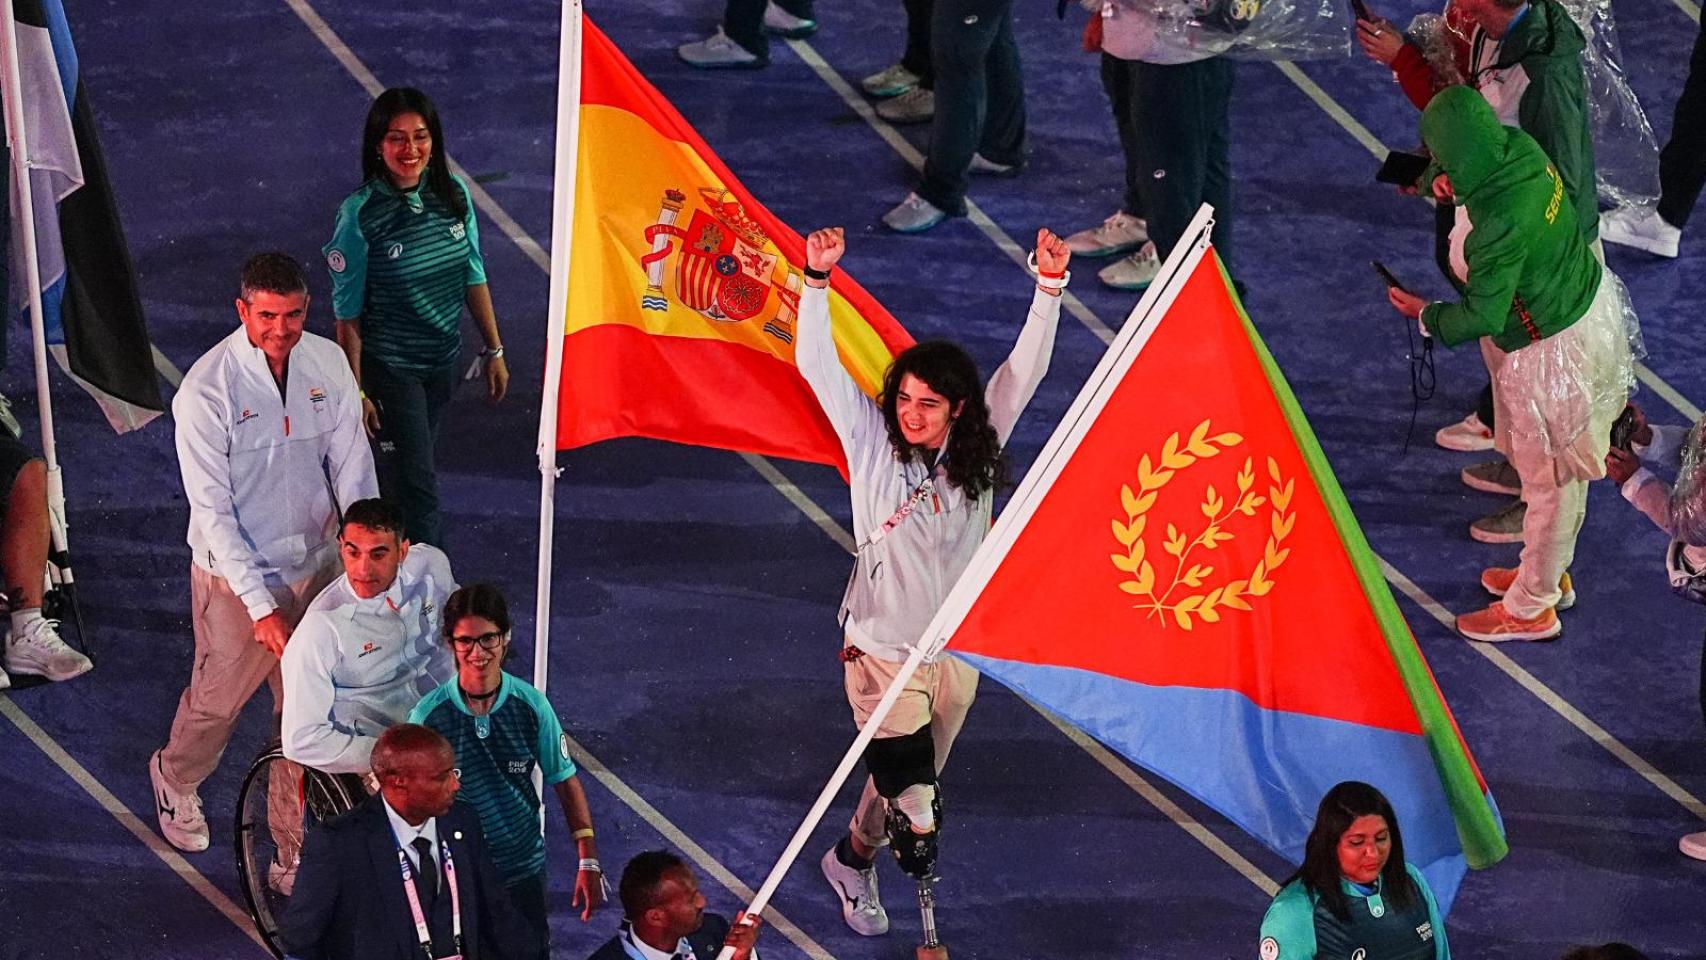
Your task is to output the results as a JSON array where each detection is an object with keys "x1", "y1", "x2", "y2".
[{"x1": 1387, "y1": 86, "x2": 1633, "y2": 643}]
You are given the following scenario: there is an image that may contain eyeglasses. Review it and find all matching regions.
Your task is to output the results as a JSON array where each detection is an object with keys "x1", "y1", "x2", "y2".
[{"x1": 449, "y1": 631, "x2": 506, "y2": 651}]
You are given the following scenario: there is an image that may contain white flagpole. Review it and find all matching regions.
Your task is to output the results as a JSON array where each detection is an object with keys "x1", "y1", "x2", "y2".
[
  {"x1": 532, "y1": 0, "x2": 584, "y2": 700},
  {"x1": 0, "y1": 0, "x2": 71, "y2": 561},
  {"x1": 716, "y1": 208, "x2": 1219, "y2": 958}
]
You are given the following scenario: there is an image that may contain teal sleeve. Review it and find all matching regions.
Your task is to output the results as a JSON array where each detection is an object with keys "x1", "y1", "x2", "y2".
[
  {"x1": 324, "y1": 190, "x2": 371, "y2": 321},
  {"x1": 1408, "y1": 864, "x2": 1450, "y2": 960},
  {"x1": 1258, "y1": 882, "x2": 1317, "y2": 960},
  {"x1": 407, "y1": 683, "x2": 449, "y2": 726},
  {"x1": 456, "y1": 175, "x2": 488, "y2": 286},
  {"x1": 518, "y1": 682, "x2": 577, "y2": 785}
]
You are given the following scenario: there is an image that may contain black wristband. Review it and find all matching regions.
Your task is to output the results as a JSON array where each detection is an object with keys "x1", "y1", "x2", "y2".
[{"x1": 803, "y1": 265, "x2": 831, "y2": 281}]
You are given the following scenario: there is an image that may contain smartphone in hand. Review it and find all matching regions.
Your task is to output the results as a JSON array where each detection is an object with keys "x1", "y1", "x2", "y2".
[
  {"x1": 1377, "y1": 150, "x2": 1431, "y2": 187},
  {"x1": 1350, "y1": 0, "x2": 1374, "y2": 20},
  {"x1": 1371, "y1": 260, "x2": 1407, "y2": 292}
]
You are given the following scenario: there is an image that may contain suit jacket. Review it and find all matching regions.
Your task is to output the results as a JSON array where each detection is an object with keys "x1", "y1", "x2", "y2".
[
  {"x1": 280, "y1": 795, "x2": 532, "y2": 960},
  {"x1": 585, "y1": 914, "x2": 734, "y2": 960}
]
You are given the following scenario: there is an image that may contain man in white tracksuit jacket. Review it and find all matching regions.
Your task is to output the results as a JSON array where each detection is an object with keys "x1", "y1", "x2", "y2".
[
  {"x1": 148, "y1": 253, "x2": 377, "y2": 854},
  {"x1": 796, "y1": 225, "x2": 1069, "y2": 938},
  {"x1": 281, "y1": 496, "x2": 455, "y2": 776}
]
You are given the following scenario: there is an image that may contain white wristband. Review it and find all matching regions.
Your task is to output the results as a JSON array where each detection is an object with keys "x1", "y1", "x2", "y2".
[
  {"x1": 1027, "y1": 251, "x2": 1070, "y2": 290},
  {"x1": 579, "y1": 858, "x2": 602, "y2": 873}
]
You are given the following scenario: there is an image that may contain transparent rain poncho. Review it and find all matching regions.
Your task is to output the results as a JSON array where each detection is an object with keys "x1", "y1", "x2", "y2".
[
  {"x1": 1405, "y1": 0, "x2": 1660, "y2": 207},
  {"x1": 1481, "y1": 270, "x2": 1639, "y2": 484},
  {"x1": 1082, "y1": 0, "x2": 1352, "y2": 63},
  {"x1": 1670, "y1": 418, "x2": 1706, "y2": 549}
]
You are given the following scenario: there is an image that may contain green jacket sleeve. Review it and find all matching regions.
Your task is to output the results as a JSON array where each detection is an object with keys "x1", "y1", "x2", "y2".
[
  {"x1": 1420, "y1": 207, "x2": 1526, "y2": 346},
  {"x1": 1259, "y1": 881, "x2": 1317, "y2": 960},
  {"x1": 455, "y1": 174, "x2": 488, "y2": 286},
  {"x1": 1407, "y1": 864, "x2": 1451, "y2": 960},
  {"x1": 323, "y1": 190, "x2": 370, "y2": 322},
  {"x1": 517, "y1": 682, "x2": 578, "y2": 785}
]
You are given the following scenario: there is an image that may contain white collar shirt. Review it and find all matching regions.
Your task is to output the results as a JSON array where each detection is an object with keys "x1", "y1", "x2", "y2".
[{"x1": 381, "y1": 794, "x2": 440, "y2": 874}]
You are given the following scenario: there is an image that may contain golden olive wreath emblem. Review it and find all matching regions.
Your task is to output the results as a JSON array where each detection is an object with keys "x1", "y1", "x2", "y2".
[{"x1": 1109, "y1": 419, "x2": 1296, "y2": 630}]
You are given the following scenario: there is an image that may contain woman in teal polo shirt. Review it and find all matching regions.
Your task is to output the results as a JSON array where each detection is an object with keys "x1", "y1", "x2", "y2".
[
  {"x1": 1258, "y1": 781, "x2": 1450, "y2": 960},
  {"x1": 324, "y1": 87, "x2": 508, "y2": 547}
]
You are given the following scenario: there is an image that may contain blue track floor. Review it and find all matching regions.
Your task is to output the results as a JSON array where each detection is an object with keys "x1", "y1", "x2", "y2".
[{"x1": 2, "y1": 0, "x2": 1704, "y2": 958}]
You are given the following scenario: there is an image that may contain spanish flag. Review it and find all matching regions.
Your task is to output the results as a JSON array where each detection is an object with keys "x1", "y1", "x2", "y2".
[{"x1": 555, "y1": 19, "x2": 912, "y2": 469}]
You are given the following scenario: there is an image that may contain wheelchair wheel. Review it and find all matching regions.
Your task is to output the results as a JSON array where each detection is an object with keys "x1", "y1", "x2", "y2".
[{"x1": 233, "y1": 739, "x2": 364, "y2": 958}]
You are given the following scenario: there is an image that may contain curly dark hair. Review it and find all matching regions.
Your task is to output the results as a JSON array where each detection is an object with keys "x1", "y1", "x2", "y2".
[
  {"x1": 1284, "y1": 781, "x2": 1419, "y2": 922},
  {"x1": 361, "y1": 87, "x2": 467, "y2": 219},
  {"x1": 879, "y1": 340, "x2": 1005, "y2": 499}
]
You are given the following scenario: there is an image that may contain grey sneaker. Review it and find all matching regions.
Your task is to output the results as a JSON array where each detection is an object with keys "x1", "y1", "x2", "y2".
[
  {"x1": 677, "y1": 28, "x2": 764, "y2": 69},
  {"x1": 882, "y1": 192, "x2": 947, "y2": 233},
  {"x1": 149, "y1": 750, "x2": 210, "y2": 853},
  {"x1": 862, "y1": 62, "x2": 920, "y2": 98},
  {"x1": 875, "y1": 87, "x2": 933, "y2": 124},
  {"x1": 820, "y1": 845, "x2": 889, "y2": 936},
  {"x1": 4, "y1": 615, "x2": 91, "y2": 681},
  {"x1": 761, "y1": 1, "x2": 818, "y2": 37},
  {"x1": 968, "y1": 152, "x2": 1021, "y2": 177},
  {"x1": 1469, "y1": 500, "x2": 1525, "y2": 544},
  {"x1": 1065, "y1": 210, "x2": 1148, "y2": 258},
  {"x1": 1097, "y1": 242, "x2": 1160, "y2": 290},
  {"x1": 1461, "y1": 460, "x2": 1520, "y2": 497}
]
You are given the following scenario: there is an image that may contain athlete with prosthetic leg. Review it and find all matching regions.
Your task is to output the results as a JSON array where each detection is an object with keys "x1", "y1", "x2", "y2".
[{"x1": 795, "y1": 225, "x2": 1070, "y2": 955}]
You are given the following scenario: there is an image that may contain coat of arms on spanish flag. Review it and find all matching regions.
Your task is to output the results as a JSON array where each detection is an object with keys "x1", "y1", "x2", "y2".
[{"x1": 554, "y1": 19, "x2": 912, "y2": 470}]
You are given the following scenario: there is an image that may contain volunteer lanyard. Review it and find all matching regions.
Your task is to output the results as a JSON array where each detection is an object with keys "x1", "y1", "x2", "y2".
[
  {"x1": 860, "y1": 449, "x2": 949, "y2": 550},
  {"x1": 396, "y1": 838, "x2": 463, "y2": 959}
]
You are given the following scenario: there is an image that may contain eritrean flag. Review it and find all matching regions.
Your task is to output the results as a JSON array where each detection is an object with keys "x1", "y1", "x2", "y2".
[
  {"x1": 934, "y1": 218, "x2": 1506, "y2": 910},
  {"x1": 554, "y1": 18, "x2": 911, "y2": 469}
]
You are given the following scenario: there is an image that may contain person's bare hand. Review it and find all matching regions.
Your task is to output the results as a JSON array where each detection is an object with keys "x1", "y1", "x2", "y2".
[
  {"x1": 485, "y1": 355, "x2": 509, "y2": 404},
  {"x1": 1034, "y1": 227, "x2": 1071, "y2": 280},
  {"x1": 805, "y1": 228, "x2": 845, "y2": 278},
  {"x1": 1626, "y1": 402, "x2": 1653, "y2": 447},
  {"x1": 1431, "y1": 173, "x2": 1455, "y2": 204},
  {"x1": 1605, "y1": 446, "x2": 1639, "y2": 485},
  {"x1": 724, "y1": 912, "x2": 763, "y2": 960},
  {"x1": 1355, "y1": 17, "x2": 1404, "y2": 65},
  {"x1": 1387, "y1": 286, "x2": 1426, "y2": 320},
  {"x1": 360, "y1": 397, "x2": 382, "y2": 437},
  {"x1": 254, "y1": 612, "x2": 293, "y2": 659},
  {"x1": 572, "y1": 866, "x2": 606, "y2": 921}
]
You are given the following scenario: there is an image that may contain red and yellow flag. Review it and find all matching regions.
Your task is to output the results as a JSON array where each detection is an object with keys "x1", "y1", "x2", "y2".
[{"x1": 557, "y1": 20, "x2": 912, "y2": 469}]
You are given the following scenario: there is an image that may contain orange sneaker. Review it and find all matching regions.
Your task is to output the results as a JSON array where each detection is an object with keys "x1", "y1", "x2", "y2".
[
  {"x1": 1479, "y1": 567, "x2": 1575, "y2": 610},
  {"x1": 1456, "y1": 601, "x2": 1561, "y2": 643}
]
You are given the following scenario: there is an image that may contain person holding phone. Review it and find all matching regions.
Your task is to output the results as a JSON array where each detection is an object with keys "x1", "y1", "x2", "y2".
[
  {"x1": 1385, "y1": 87, "x2": 1632, "y2": 643},
  {"x1": 1355, "y1": 0, "x2": 1601, "y2": 547}
]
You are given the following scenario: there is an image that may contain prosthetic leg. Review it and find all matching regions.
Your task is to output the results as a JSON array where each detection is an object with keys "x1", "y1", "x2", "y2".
[{"x1": 866, "y1": 727, "x2": 949, "y2": 960}]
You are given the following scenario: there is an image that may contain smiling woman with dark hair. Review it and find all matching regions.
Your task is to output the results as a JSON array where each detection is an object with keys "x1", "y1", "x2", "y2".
[
  {"x1": 323, "y1": 87, "x2": 509, "y2": 548},
  {"x1": 1259, "y1": 781, "x2": 1450, "y2": 960}
]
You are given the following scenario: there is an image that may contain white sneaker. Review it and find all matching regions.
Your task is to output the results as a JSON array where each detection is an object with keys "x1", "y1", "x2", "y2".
[
  {"x1": 1065, "y1": 211, "x2": 1148, "y2": 257},
  {"x1": 677, "y1": 28, "x2": 762, "y2": 69},
  {"x1": 862, "y1": 62, "x2": 920, "y2": 98},
  {"x1": 149, "y1": 750, "x2": 210, "y2": 853},
  {"x1": 1600, "y1": 205, "x2": 1680, "y2": 258},
  {"x1": 968, "y1": 152, "x2": 1021, "y2": 177},
  {"x1": 875, "y1": 87, "x2": 933, "y2": 125},
  {"x1": 4, "y1": 615, "x2": 92, "y2": 681},
  {"x1": 1681, "y1": 830, "x2": 1706, "y2": 861},
  {"x1": 1097, "y1": 241, "x2": 1160, "y2": 290},
  {"x1": 1435, "y1": 411, "x2": 1494, "y2": 452},
  {"x1": 268, "y1": 856, "x2": 298, "y2": 896},
  {"x1": 820, "y1": 845, "x2": 889, "y2": 936},
  {"x1": 882, "y1": 192, "x2": 947, "y2": 233},
  {"x1": 761, "y1": 2, "x2": 818, "y2": 38},
  {"x1": 0, "y1": 665, "x2": 10, "y2": 690}
]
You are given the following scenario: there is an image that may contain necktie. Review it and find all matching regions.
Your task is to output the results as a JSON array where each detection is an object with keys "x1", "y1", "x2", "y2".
[{"x1": 411, "y1": 836, "x2": 438, "y2": 905}]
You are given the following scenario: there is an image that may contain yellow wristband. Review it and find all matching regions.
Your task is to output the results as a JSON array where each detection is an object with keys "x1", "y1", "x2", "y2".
[{"x1": 572, "y1": 828, "x2": 596, "y2": 841}]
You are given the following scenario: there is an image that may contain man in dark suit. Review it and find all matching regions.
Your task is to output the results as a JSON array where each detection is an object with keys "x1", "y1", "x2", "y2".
[
  {"x1": 586, "y1": 851, "x2": 762, "y2": 960},
  {"x1": 280, "y1": 723, "x2": 534, "y2": 960}
]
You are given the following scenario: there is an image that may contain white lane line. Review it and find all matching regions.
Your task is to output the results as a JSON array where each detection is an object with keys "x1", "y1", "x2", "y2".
[
  {"x1": 740, "y1": 452, "x2": 856, "y2": 554},
  {"x1": 0, "y1": 697, "x2": 268, "y2": 951},
  {"x1": 565, "y1": 733, "x2": 836, "y2": 960},
  {"x1": 151, "y1": 344, "x2": 184, "y2": 389},
  {"x1": 276, "y1": 4, "x2": 845, "y2": 956},
  {"x1": 1268, "y1": 58, "x2": 1706, "y2": 425},
  {"x1": 786, "y1": 33, "x2": 1706, "y2": 830},
  {"x1": 1378, "y1": 559, "x2": 1706, "y2": 820},
  {"x1": 1673, "y1": 0, "x2": 1702, "y2": 23}
]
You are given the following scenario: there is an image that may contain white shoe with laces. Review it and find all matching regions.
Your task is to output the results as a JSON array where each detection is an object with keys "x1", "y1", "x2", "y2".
[
  {"x1": 820, "y1": 845, "x2": 889, "y2": 936},
  {"x1": 4, "y1": 614, "x2": 91, "y2": 681},
  {"x1": 1435, "y1": 411, "x2": 1494, "y2": 452},
  {"x1": 1065, "y1": 210, "x2": 1148, "y2": 257},
  {"x1": 677, "y1": 28, "x2": 762, "y2": 69},
  {"x1": 1097, "y1": 241, "x2": 1160, "y2": 290},
  {"x1": 761, "y1": 1, "x2": 818, "y2": 37},
  {"x1": 874, "y1": 86, "x2": 934, "y2": 124},
  {"x1": 862, "y1": 62, "x2": 920, "y2": 98},
  {"x1": 149, "y1": 750, "x2": 210, "y2": 853},
  {"x1": 882, "y1": 192, "x2": 947, "y2": 233},
  {"x1": 1600, "y1": 205, "x2": 1680, "y2": 258}
]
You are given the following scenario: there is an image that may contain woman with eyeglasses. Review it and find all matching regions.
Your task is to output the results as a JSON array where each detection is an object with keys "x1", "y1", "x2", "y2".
[{"x1": 408, "y1": 583, "x2": 604, "y2": 956}]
